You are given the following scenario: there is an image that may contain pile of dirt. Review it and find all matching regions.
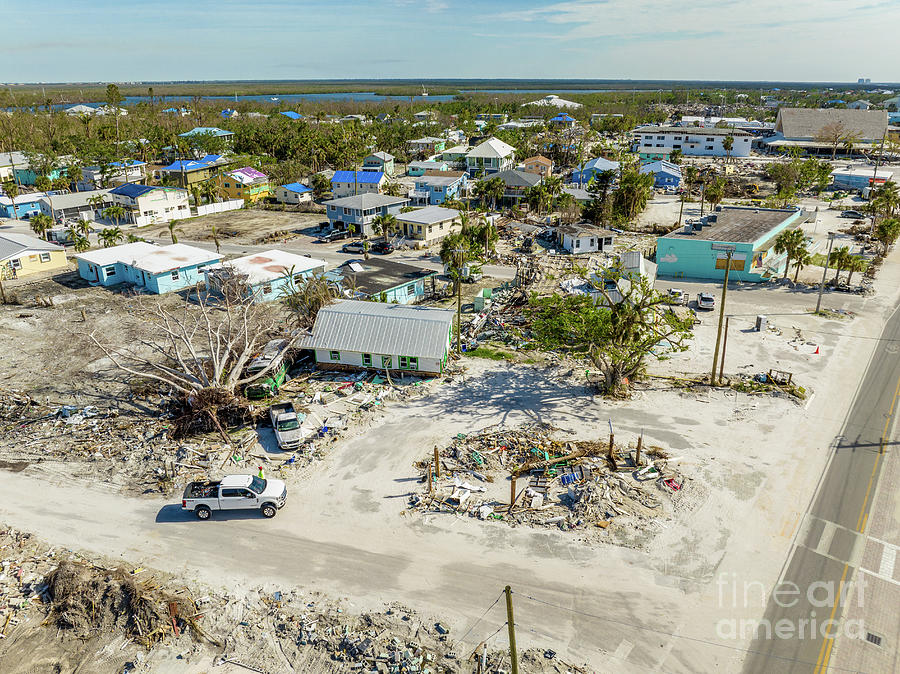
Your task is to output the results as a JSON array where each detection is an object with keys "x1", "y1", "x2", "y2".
[{"x1": 44, "y1": 561, "x2": 198, "y2": 648}]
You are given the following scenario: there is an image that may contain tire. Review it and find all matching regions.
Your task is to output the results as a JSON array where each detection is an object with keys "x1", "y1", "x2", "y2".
[
  {"x1": 195, "y1": 506, "x2": 211, "y2": 520},
  {"x1": 261, "y1": 504, "x2": 277, "y2": 518}
]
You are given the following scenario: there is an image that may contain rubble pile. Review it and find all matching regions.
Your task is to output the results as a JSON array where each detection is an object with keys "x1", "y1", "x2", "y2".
[{"x1": 408, "y1": 425, "x2": 691, "y2": 546}]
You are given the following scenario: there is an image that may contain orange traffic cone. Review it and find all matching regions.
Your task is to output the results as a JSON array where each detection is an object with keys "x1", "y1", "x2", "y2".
[{"x1": 814, "y1": 346, "x2": 820, "y2": 355}]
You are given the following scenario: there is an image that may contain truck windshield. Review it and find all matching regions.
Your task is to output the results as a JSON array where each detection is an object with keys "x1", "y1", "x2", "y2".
[
  {"x1": 249, "y1": 476, "x2": 267, "y2": 493},
  {"x1": 277, "y1": 419, "x2": 300, "y2": 431}
]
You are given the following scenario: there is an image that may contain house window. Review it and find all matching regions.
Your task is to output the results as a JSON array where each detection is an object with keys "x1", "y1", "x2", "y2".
[
  {"x1": 329, "y1": 351, "x2": 341, "y2": 361},
  {"x1": 171, "y1": 270, "x2": 180, "y2": 280},
  {"x1": 343, "y1": 208, "x2": 351, "y2": 215},
  {"x1": 381, "y1": 355, "x2": 392, "y2": 368},
  {"x1": 262, "y1": 284, "x2": 272, "y2": 294},
  {"x1": 362, "y1": 353, "x2": 372, "y2": 367},
  {"x1": 643, "y1": 143, "x2": 652, "y2": 147},
  {"x1": 706, "y1": 146, "x2": 714, "y2": 151},
  {"x1": 589, "y1": 238, "x2": 595, "y2": 247},
  {"x1": 406, "y1": 284, "x2": 416, "y2": 297},
  {"x1": 674, "y1": 136, "x2": 682, "y2": 140},
  {"x1": 10, "y1": 258, "x2": 21, "y2": 269},
  {"x1": 604, "y1": 237, "x2": 613, "y2": 246},
  {"x1": 105, "y1": 265, "x2": 116, "y2": 276},
  {"x1": 706, "y1": 137, "x2": 714, "y2": 142},
  {"x1": 39, "y1": 252, "x2": 51, "y2": 263},
  {"x1": 657, "y1": 135, "x2": 665, "y2": 140},
  {"x1": 574, "y1": 239, "x2": 580, "y2": 249},
  {"x1": 399, "y1": 356, "x2": 418, "y2": 369}
]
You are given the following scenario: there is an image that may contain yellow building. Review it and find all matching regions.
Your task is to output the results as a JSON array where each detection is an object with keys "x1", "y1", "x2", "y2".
[
  {"x1": 218, "y1": 166, "x2": 272, "y2": 203},
  {"x1": 0, "y1": 232, "x2": 68, "y2": 279}
]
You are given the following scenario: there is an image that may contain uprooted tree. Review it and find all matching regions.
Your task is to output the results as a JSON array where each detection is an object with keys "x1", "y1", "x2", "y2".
[
  {"x1": 87, "y1": 289, "x2": 298, "y2": 437},
  {"x1": 529, "y1": 271, "x2": 693, "y2": 396}
]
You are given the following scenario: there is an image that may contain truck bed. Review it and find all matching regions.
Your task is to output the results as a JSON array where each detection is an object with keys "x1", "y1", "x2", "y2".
[{"x1": 183, "y1": 481, "x2": 221, "y2": 499}]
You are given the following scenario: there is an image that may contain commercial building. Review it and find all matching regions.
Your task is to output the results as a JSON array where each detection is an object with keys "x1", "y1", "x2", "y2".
[
  {"x1": 205, "y1": 250, "x2": 326, "y2": 303},
  {"x1": 831, "y1": 167, "x2": 894, "y2": 191},
  {"x1": 764, "y1": 108, "x2": 888, "y2": 154},
  {"x1": 303, "y1": 300, "x2": 454, "y2": 376},
  {"x1": 75, "y1": 242, "x2": 221, "y2": 293},
  {"x1": 656, "y1": 206, "x2": 804, "y2": 281},
  {"x1": 632, "y1": 126, "x2": 752, "y2": 158},
  {"x1": 0, "y1": 233, "x2": 68, "y2": 279}
]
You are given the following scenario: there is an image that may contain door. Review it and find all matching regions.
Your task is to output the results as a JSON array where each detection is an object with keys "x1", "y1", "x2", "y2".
[{"x1": 219, "y1": 488, "x2": 247, "y2": 510}]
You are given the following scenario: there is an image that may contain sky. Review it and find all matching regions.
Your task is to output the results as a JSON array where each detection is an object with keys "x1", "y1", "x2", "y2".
[{"x1": 3, "y1": 0, "x2": 900, "y2": 83}]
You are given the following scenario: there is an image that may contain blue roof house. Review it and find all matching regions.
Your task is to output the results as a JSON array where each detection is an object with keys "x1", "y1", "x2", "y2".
[
  {"x1": 639, "y1": 160, "x2": 682, "y2": 188},
  {"x1": 330, "y1": 171, "x2": 386, "y2": 198},
  {"x1": 274, "y1": 182, "x2": 314, "y2": 204},
  {"x1": 550, "y1": 113, "x2": 577, "y2": 127},
  {"x1": 279, "y1": 111, "x2": 304, "y2": 120},
  {"x1": 570, "y1": 157, "x2": 620, "y2": 185}
]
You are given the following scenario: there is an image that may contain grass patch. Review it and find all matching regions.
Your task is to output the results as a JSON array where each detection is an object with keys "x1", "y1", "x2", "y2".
[{"x1": 465, "y1": 346, "x2": 515, "y2": 361}]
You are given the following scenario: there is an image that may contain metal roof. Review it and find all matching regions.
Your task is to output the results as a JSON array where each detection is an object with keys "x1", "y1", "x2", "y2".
[
  {"x1": 38, "y1": 189, "x2": 111, "y2": 210},
  {"x1": 774, "y1": 108, "x2": 887, "y2": 142},
  {"x1": 663, "y1": 207, "x2": 798, "y2": 244},
  {"x1": 279, "y1": 111, "x2": 304, "y2": 120},
  {"x1": 179, "y1": 127, "x2": 233, "y2": 138},
  {"x1": 366, "y1": 152, "x2": 394, "y2": 161},
  {"x1": 575, "y1": 157, "x2": 620, "y2": 173},
  {"x1": 639, "y1": 160, "x2": 682, "y2": 177},
  {"x1": 109, "y1": 183, "x2": 157, "y2": 199},
  {"x1": 323, "y1": 193, "x2": 409, "y2": 209},
  {"x1": 74, "y1": 241, "x2": 158, "y2": 267},
  {"x1": 0, "y1": 233, "x2": 64, "y2": 262},
  {"x1": 331, "y1": 171, "x2": 385, "y2": 184},
  {"x1": 280, "y1": 182, "x2": 312, "y2": 193},
  {"x1": 304, "y1": 300, "x2": 453, "y2": 360},
  {"x1": 634, "y1": 125, "x2": 751, "y2": 137}
]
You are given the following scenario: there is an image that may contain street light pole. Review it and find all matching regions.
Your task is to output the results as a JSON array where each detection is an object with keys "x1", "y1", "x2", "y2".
[
  {"x1": 710, "y1": 244, "x2": 735, "y2": 386},
  {"x1": 815, "y1": 232, "x2": 836, "y2": 314}
]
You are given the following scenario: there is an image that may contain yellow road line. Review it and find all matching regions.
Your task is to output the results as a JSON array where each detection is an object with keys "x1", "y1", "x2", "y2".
[{"x1": 816, "y1": 374, "x2": 900, "y2": 673}]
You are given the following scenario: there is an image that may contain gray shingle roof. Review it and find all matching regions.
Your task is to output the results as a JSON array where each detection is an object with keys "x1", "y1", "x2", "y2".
[
  {"x1": 775, "y1": 108, "x2": 888, "y2": 142},
  {"x1": 324, "y1": 194, "x2": 410, "y2": 209},
  {"x1": 304, "y1": 300, "x2": 453, "y2": 360},
  {"x1": 492, "y1": 169, "x2": 542, "y2": 189}
]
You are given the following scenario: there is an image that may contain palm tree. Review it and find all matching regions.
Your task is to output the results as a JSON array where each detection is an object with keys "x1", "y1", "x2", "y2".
[
  {"x1": 684, "y1": 165, "x2": 698, "y2": 199},
  {"x1": 70, "y1": 231, "x2": 91, "y2": 253},
  {"x1": 793, "y1": 248, "x2": 811, "y2": 283},
  {"x1": 774, "y1": 228, "x2": 806, "y2": 280},
  {"x1": 829, "y1": 246, "x2": 851, "y2": 283},
  {"x1": 723, "y1": 135, "x2": 734, "y2": 163},
  {"x1": 29, "y1": 213, "x2": 53, "y2": 240},
  {"x1": 372, "y1": 213, "x2": 397, "y2": 239},
  {"x1": 75, "y1": 219, "x2": 92, "y2": 237},
  {"x1": 104, "y1": 205, "x2": 127, "y2": 227},
  {"x1": 845, "y1": 256, "x2": 867, "y2": 285},
  {"x1": 98, "y1": 227, "x2": 123, "y2": 248},
  {"x1": 167, "y1": 221, "x2": 183, "y2": 244},
  {"x1": 200, "y1": 180, "x2": 219, "y2": 206},
  {"x1": 705, "y1": 178, "x2": 726, "y2": 212}
]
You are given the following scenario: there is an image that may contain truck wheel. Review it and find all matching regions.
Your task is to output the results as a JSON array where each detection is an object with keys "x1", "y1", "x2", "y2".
[
  {"x1": 261, "y1": 504, "x2": 277, "y2": 518},
  {"x1": 195, "y1": 506, "x2": 211, "y2": 520}
]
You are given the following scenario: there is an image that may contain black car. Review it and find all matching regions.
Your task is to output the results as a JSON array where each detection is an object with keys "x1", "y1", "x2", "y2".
[
  {"x1": 371, "y1": 241, "x2": 395, "y2": 254},
  {"x1": 316, "y1": 229, "x2": 350, "y2": 243}
]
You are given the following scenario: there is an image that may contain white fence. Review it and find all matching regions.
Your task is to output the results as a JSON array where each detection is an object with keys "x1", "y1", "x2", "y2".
[{"x1": 195, "y1": 199, "x2": 244, "y2": 217}]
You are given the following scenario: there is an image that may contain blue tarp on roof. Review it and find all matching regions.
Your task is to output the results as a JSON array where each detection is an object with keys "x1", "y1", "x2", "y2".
[
  {"x1": 551, "y1": 113, "x2": 576, "y2": 122},
  {"x1": 281, "y1": 182, "x2": 312, "y2": 193},
  {"x1": 110, "y1": 159, "x2": 146, "y2": 168},
  {"x1": 279, "y1": 111, "x2": 304, "y2": 120},
  {"x1": 331, "y1": 171, "x2": 384, "y2": 184},
  {"x1": 110, "y1": 183, "x2": 157, "y2": 198}
]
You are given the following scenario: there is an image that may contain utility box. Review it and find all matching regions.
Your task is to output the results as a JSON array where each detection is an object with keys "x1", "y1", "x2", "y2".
[{"x1": 756, "y1": 314, "x2": 767, "y2": 332}]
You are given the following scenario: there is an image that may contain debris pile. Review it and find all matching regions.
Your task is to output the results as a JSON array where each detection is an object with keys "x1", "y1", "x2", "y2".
[{"x1": 408, "y1": 425, "x2": 691, "y2": 545}]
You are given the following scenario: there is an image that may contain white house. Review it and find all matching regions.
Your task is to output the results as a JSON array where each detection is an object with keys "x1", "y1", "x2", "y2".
[
  {"x1": 206, "y1": 249, "x2": 326, "y2": 303},
  {"x1": 79, "y1": 160, "x2": 146, "y2": 190},
  {"x1": 274, "y1": 182, "x2": 313, "y2": 205},
  {"x1": 465, "y1": 137, "x2": 517, "y2": 176},
  {"x1": 107, "y1": 183, "x2": 190, "y2": 226},
  {"x1": 524, "y1": 94, "x2": 582, "y2": 109},
  {"x1": 631, "y1": 125, "x2": 752, "y2": 158},
  {"x1": 557, "y1": 224, "x2": 616, "y2": 254},
  {"x1": 303, "y1": 300, "x2": 455, "y2": 376},
  {"x1": 39, "y1": 189, "x2": 111, "y2": 223}
]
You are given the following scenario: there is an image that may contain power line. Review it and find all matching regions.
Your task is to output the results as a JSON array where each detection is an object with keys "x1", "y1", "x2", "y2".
[
  {"x1": 453, "y1": 592, "x2": 504, "y2": 650},
  {"x1": 512, "y1": 591, "x2": 865, "y2": 673}
]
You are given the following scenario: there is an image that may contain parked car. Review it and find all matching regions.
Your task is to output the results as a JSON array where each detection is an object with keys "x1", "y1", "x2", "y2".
[
  {"x1": 182, "y1": 474, "x2": 287, "y2": 519},
  {"x1": 341, "y1": 241, "x2": 366, "y2": 254},
  {"x1": 371, "y1": 240, "x2": 395, "y2": 255},
  {"x1": 696, "y1": 293, "x2": 716, "y2": 310},
  {"x1": 667, "y1": 288, "x2": 688, "y2": 305},
  {"x1": 269, "y1": 401, "x2": 303, "y2": 450},
  {"x1": 316, "y1": 229, "x2": 349, "y2": 243},
  {"x1": 840, "y1": 210, "x2": 866, "y2": 219}
]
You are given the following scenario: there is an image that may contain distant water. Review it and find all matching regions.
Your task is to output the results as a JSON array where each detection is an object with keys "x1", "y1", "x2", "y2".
[{"x1": 60, "y1": 92, "x2": 454, "y2": 110}]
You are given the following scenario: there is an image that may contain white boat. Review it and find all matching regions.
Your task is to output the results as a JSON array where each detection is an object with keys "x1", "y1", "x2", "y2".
[{"x1": 421, "y1": 86, "x2": 428, "y2": 97}]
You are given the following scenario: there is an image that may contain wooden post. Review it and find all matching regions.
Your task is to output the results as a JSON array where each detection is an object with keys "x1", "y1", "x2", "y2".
[
  {"x1": 433, "y1": 446, "x2": 440, "y2": 478},
  {"x1": 635, "y1": 433, "x2": 643, "y2": 466},
  {"x1": 427, "y1": 463, "x2": 433, "y2": 493},
  {"x1": 718, "y1": 315, "x2": 730, "y2": 383},
  {"x1": 608, "y1": 433, "x2": 616, "y2": 470},
  {"x1": 80, "y1": 308, "x2": 87, "y2": 322},
  {"x1": 504, "y1": 586, "x2": 519, "y2": 674},
  {"x1": 508, "y1": 475, "x2": 517, "y2": 513}
]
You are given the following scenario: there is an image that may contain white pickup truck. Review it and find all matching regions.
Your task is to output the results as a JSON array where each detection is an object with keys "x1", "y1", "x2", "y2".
[
  {"x1": 181, "y1": 474, "x2": 287, "y2": 519},
  {"x1": 269, "y1": 402, "x2": 303, "y2": 450}
]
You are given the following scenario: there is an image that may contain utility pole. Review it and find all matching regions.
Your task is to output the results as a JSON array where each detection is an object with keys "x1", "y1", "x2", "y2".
[
  {"x1": 718, "y1": 315, "x2": 730, "y2": 383},
  {"x1": 504, "y1": 586, "x2": 519, "y2": 674},
  {"x1": 710, "y1": 245, "x2": 735, "y2": 386},
  {"x1": 815, "y1": 232, "x2": 836, "y2": 314},
  {"x1": 452, "y1": 247, "x2": 465, "y2": 354}
]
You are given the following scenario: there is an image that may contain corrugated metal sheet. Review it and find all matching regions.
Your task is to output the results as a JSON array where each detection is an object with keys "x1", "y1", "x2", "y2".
[
  {"x1": 331, "y1": 171, "x2": 384, "y2": 184},
  {"x1": 304, "y1": 300, "x2": 453, "y2": 360}
]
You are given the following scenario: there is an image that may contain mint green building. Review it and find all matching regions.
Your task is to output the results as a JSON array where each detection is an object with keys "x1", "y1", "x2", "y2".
[{"x1": 656, "y1": 207, "x2": 803, "y2": 282}]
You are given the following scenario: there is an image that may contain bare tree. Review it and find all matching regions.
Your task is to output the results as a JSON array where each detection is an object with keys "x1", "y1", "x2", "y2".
[{"x1": 815, "y1": 121, "x2": 847, "y2": 160}]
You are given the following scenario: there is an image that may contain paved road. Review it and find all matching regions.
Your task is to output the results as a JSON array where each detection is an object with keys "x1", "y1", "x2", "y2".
[{"x1": 743, "y1": 303, "x2": 900, "y2": 673}]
